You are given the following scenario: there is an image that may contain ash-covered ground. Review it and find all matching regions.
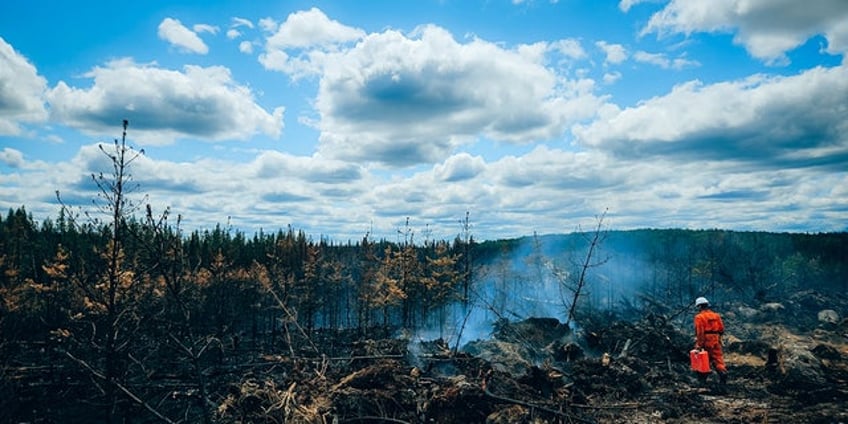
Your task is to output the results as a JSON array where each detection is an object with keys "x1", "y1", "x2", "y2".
[{"x1": 209, "y1": 290, "x2": 847, "y2": 423}]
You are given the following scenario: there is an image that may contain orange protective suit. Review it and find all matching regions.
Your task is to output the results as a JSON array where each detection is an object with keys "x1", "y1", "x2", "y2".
[{"x1": 694, "y1": 308, "x2": 727, "y2": 374}]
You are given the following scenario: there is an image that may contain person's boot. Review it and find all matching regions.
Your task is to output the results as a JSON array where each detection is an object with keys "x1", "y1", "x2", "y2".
[{"x1": 714, "y1": 372, "x2": 728, "y2": 394}]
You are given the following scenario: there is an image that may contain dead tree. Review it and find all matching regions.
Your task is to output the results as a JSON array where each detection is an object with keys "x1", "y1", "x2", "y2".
[
  {"x1": 564, "y1": 209, "x2": 609, "y2": 328},
  {"x1": 58, "y1": 120, "x2": 173, "y2": 422}
]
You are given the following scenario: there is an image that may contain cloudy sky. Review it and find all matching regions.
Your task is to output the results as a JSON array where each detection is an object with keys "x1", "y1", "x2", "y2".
[{"x1": 1, "y1": 0, "x2": 846, "y2": 242}]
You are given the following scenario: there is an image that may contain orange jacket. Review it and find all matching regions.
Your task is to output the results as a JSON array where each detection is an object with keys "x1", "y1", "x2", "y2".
[{"x1": 694, "y1": 308, "x2": 724, "y2": 348}]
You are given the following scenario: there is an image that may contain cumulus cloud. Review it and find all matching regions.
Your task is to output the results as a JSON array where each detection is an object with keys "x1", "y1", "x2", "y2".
[
  {"x1": 158, "y1": 18, "x2": 209, "y2": 54},
  {"x1": 603, "y1": 71, "x2": 622, "y2": 84},
  {"x1": 251, "y1": 150, "x2": 364, "y2": 183},
  {"x1": 549, "y1": 38, "x2": 587, "y2": 59},
  {"x1": 259, "y1": 18, "x2": 277, "y2": 33},
  {"x1": 573, "y1": 65, "x2": 848, "y2": 169},
  {"x1": 640, "y1": 0, "x2": 848, "y2": 64},
  {"x1": 266, "y1": 7, "x2": 365, "y2": 49},
  {"x1": 5, "y1": 136, "x2": 845, "y2": 243},
  {"x1": 494, "y1": 145, "x2": 624, "y2": 190},
  {"x1": 0, "y1": 37, "x2": 48, "y2": 135},
  {"x1": 313, "y1": 25, "x2": 605, "y2": 167},
  {"x1": 239, "y1": 41, "x2": 254, "y2": 54},
  {"x1": 46, "y1": 58, "x2": 285, "y2": 145},
  {"x1": 596, "y1": 41, "x2": 628, "y2": 64},
  {"x1": 28, "y1": 144, "x2": 374, "y2": 237},
  {"x1": 433, "y1": 153, "x2": 486, "y2": 182},
  {"x1": 144, "y1": 150, "x2": 371, "y2": 236},
  {"x1": 256, "y1": 11, "x2": 607, "y2": 167},
  {"x1": 259, "y1": 8, "x2": 366, "y2": 78},
  {"x1": 0, "y1": 147, "x2": 25, "y2": 168}
]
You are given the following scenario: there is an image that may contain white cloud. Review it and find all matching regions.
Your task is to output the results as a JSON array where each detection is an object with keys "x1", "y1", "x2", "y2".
[
  {"x1": 0, "y1": 147, "x2": 25, "y2": 168},
  {"x1": 228, "y1": 18, "x2": 254, "y2": 39},
  {"x1": 433, "y1": 153, "x2": 486, "y2": 182},
  {"x1": 231, "y1": 17, "x2": 254, "y2": 29},
  {"x1": 259, "y1": 8, "x2": 366, "y2": 79},
  {"x1": 259, "y1": 48, "x2": 328, "y2": 79},
  {"x1": 158, "y1": 18, "x2": 209, "y2": 54},
  {"x1": 193, "y1": 24, "x2": 219, "y2": 35},
  {"x1": 5, "y1": 135, "x2": 846, "y2": 243},
  {"x1": 573, "y1": 65, "x2": 848, "y2": 169},
  {"x1": 0, "y1": 37, "x2": 48, "y2": 135},
  {"x1": 259, "y1": 18, "x2": 277, "y2": 33},
  {"x1": 596, "y1": 41, "x2": 628, "y2": 64},
  {"x1": 127, "y1": 149, "x2": 373, "y2": 238},
  {"x1": 257, "y1": 17, "x2": 595, "y2": 168},
  {"x1": 618, "y1": 0, "x2": 663, "y2": 13},
  {"x1": 46, "y1": 58, "x2": 284, "y2": 145},
  {"x1": 517, "y1": 42, "x2": 550, "y2": 63},
  {"x1": 641, "y1": 0, "x2": 848, "y2": 64},
  {"x1": 239, "y1": 41, "x2": 254, "y2": 54},
  {"x1": 549, "y1": 38, "x2": 587, "y2": 59},
  {"x1": 603, "y1": 71, "x2": 622, "y2": 84},
  {"x1": 670, "y1": 56, "x2": 700, "y2": 69},
  {"x1": 619, "y1": 0, "x2": 641, "y2": 12},
  {"x1": 314, "y1": 25, "x2": 605, "y2": 166},
  {"x1": 633, "y1": 50, "x2": 699, "y2": 69},
  {"x1": 265, "y1": 7, "x2": 365, "y2": 49},
  {"x1": 633, "y1": 51, "x2": 668, "y2": 67},
  {"x1": 251, "y1": 150, "x2": 365, "y2": 183}
]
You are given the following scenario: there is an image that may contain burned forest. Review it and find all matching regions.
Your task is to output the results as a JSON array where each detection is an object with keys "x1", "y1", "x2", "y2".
[
  {"x1": 3, "y1": 206, "x2": 847, "y2": 424},
  {"x1": 2, "y1": 129, "x2": 848, "y2": 423}
]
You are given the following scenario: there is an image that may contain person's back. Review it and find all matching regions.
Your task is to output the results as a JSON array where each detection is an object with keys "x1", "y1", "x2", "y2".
[
  {"x1": 693, "y1": 297, "x2": 727, "y2": 385},
  {"x1": 695, "y1": 309, "x2": 724, "y2": 346}
]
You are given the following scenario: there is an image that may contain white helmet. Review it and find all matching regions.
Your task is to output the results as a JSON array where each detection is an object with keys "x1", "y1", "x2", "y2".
[{"x1": 695, "y1": 297, "x2": 709, "y2": 307}]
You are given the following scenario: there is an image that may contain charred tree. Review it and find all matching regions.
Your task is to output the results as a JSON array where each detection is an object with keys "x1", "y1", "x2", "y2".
[
  {"x1": 564, "y1": 209, "x2": 609, "y2": 328},
  {"x1": 56, "y1": 120, "x2": 174, "y2": 422}
]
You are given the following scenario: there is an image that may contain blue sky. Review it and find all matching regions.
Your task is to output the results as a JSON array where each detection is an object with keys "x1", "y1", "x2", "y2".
[{"x1": 1, "y1": 0, "x2": 846, "y2": 242}]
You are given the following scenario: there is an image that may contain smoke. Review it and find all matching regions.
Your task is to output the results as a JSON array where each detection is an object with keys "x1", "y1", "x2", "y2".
[{"x1": 411, "y1": 232, "x2": 654, "y2": 349}]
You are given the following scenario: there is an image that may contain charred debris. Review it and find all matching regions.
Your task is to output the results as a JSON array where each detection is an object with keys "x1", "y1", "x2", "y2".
[{"x1": 5, "y1": 291, "x2": 848, "y2": 423}]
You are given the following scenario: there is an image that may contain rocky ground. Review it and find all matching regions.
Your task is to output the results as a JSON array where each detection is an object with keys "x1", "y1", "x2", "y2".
[{"x1": 213, "y1": 290, "x2": 848, "y2": 423}]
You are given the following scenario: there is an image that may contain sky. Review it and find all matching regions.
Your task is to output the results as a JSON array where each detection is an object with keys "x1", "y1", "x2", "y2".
[{"x1": 1, "y1": 0, "x2": 847, "y2": 242}]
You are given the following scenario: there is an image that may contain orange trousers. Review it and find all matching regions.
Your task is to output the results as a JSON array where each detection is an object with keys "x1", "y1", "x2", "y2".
[{"x1": 702, "y1": 338, "x2": 726, "y2": 374}]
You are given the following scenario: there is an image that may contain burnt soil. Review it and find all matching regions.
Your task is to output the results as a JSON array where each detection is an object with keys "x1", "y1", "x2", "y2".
[
  {"x1": 207, "y1": 291, "x2": 848, "y2": 423},
  {"x1": 5, "y1": 290, "x2": 848, "y2": 423}
]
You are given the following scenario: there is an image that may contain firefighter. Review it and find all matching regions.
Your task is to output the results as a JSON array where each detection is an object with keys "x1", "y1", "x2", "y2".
[{"x1": 694, "y1": 296, "x2": 727, "y2": 385}]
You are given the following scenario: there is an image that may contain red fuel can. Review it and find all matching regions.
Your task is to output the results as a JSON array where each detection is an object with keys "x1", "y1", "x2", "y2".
[{"x1": 690, "y1": 349, "x2": 710, "y2": 373}]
